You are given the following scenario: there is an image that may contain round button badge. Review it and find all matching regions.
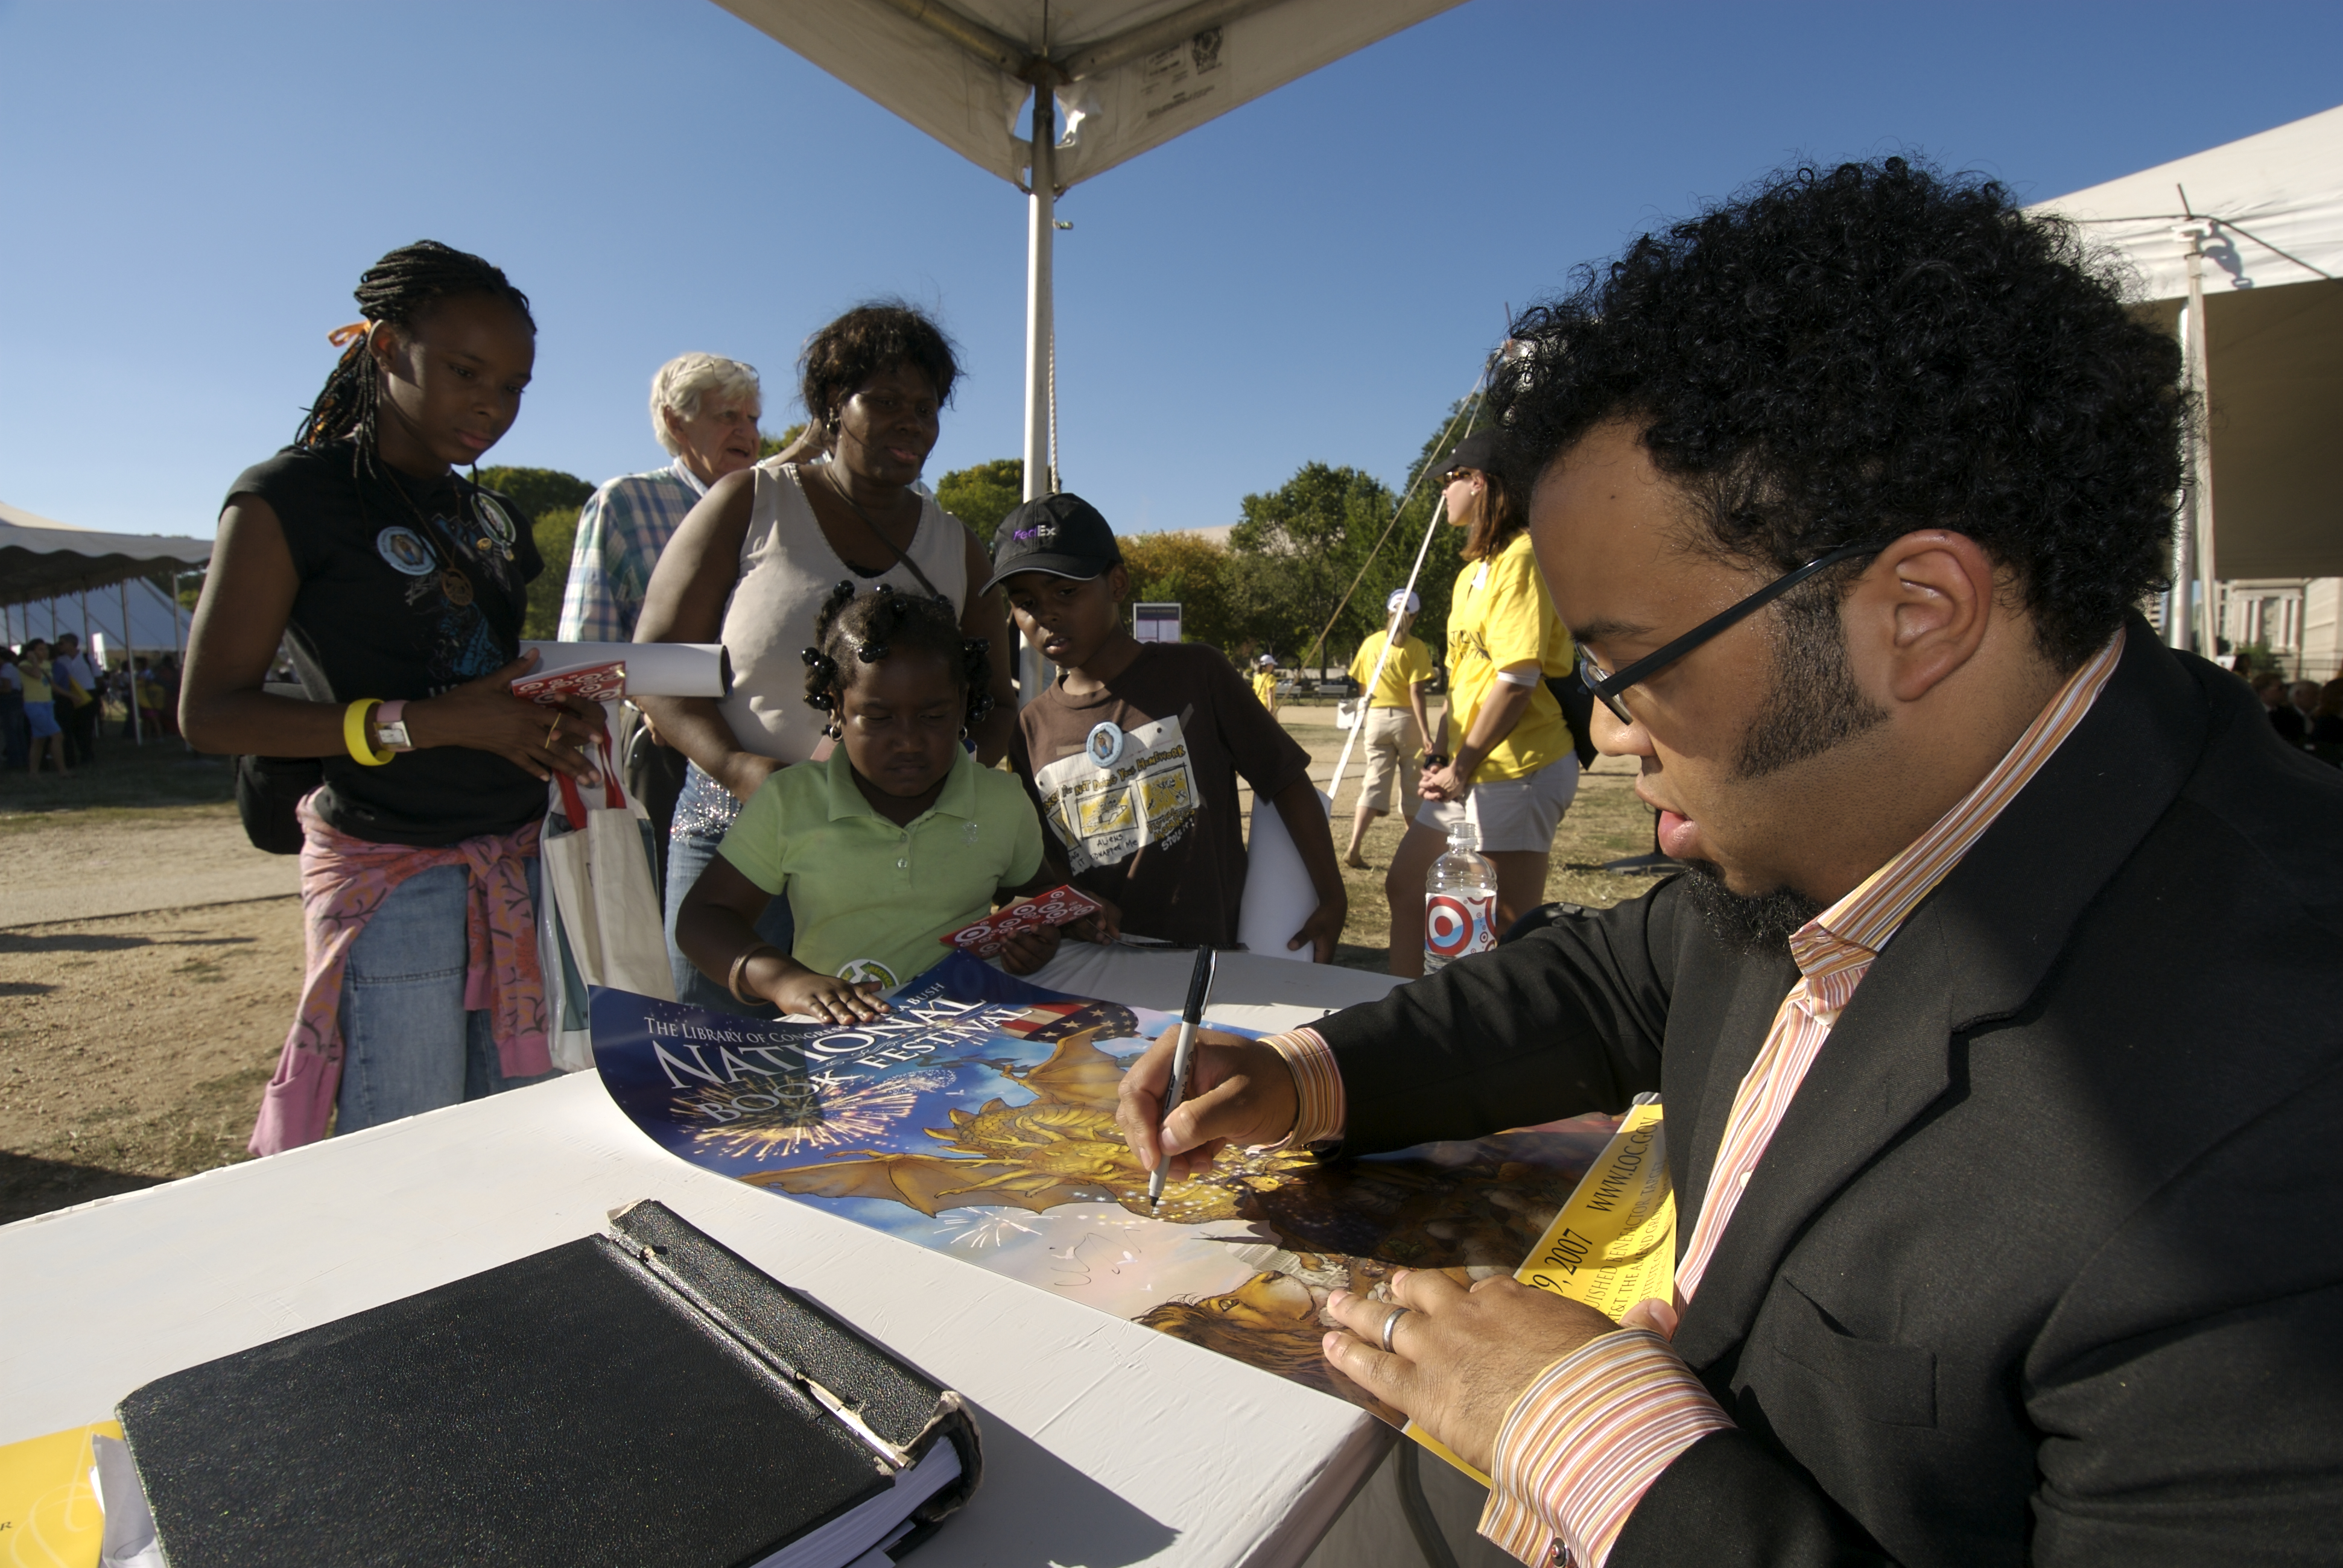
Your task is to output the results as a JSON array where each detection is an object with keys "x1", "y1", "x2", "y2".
[{"x1": 1085, "y1": 721, "x2": 1126, "y2": 770}]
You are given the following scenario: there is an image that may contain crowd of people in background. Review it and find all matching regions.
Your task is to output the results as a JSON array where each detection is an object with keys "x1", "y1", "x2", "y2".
[{"x1": 0, "y1": 636, "x2": 183, "y2": 775}]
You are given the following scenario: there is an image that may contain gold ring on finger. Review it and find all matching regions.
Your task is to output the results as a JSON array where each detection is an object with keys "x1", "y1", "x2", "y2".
[{"x1": 544, "y1": 718, "x2": 561, "y2": 749}]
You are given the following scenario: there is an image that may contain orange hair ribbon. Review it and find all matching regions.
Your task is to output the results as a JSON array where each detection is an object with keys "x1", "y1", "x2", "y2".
[{"x1": 327, "y1": 321, "x2": 372, "y2": 350}]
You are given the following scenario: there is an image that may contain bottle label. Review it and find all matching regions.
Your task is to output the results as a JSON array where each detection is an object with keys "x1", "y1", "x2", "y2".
[{"x1": 1424, "y1": 890, "x2": 1497, "y2": 967}]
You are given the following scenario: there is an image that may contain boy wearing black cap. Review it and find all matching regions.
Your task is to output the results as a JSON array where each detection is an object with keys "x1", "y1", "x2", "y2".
[{"x1": 987, "y1": 493, "x2": 1348, "y2": 959}]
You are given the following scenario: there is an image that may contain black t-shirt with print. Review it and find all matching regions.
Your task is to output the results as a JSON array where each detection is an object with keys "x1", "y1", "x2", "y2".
[
  {"x1": 226, "y1": 441, "x2": 545, "y2": 847},
  {"x1": 1010, "y1": 642, "x2": 1311, "y2": 947}
]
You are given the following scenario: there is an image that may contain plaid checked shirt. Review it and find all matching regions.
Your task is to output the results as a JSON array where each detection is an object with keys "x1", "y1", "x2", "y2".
[
  {"x1": 556, "y1": 457, "x2": 708, "y2": 642},
  {"x1": 1266, "y1": 633, "x2": 2125, "y2": 1566}
]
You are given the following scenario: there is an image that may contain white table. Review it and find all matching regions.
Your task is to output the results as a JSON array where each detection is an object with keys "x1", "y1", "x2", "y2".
[{"x1": 0, "y1": 950, "x2": 1489, "y2": 1568}]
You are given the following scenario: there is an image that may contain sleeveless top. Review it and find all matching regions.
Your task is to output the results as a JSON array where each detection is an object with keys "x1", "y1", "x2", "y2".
[{"x1": 716, "y1": 460, "x2": 968, "y2": 766}]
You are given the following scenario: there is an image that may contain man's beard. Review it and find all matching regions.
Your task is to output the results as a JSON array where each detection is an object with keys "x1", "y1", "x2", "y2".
[
  {"x1": 1676, "y1": 859, "x2": 1824, "y2": 958},
  {"x1": 1672, "y1": 577, "x2": 1875, "y2": 956},
  {"x1": 1732, "y1": 571, "x2": 1886, "y2": 778}
]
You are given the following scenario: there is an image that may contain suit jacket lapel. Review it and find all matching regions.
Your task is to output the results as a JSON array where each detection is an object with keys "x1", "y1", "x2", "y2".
[{"x1": 1670, "y1": 621, "x2": 2207, "y2": 1368}]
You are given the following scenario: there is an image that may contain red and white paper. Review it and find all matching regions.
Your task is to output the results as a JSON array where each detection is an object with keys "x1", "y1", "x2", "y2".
[
  {"x1": 512, "y1": 660, "x2": 626, "y2": 706},
  {"x1": 941, "y1": 884, "x2": 1106, "y2": 958}
]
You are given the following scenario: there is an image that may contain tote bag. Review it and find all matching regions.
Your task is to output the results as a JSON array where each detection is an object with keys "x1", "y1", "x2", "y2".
[{"x1": 539, "y1": 729, "x2": 673, "y2": 1069}]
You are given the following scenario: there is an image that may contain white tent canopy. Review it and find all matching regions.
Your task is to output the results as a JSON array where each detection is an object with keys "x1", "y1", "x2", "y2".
[
  {"x1": 714, "y1": 0, "x2": 1462, "y2": 700},
  {"x1": 1, "y1": 498, "x2": 212, "y2": 608},
  {"x1": 716, "y1": 0, "x2": 1461, "y2": 190},
  {"x1": 3, "y1": 577, "x2": 189, "y2": 656},
  {"x1": 2032, "y1": 104, "x2": 2343, "y2": 601}
]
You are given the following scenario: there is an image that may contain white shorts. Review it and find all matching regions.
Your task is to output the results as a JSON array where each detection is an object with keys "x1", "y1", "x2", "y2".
[{"x1": 1415, "y1": 758, "x2": 1579, "y2": 853}]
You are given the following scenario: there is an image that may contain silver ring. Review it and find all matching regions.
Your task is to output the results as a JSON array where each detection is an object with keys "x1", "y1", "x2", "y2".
[{"x1": 1379, "y1": 1304, "x2": 1410, "y2": 1355}]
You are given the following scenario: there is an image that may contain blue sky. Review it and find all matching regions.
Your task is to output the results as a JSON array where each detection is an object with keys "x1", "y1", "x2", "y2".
[{"x1": 2, "y1": 0, "x2": 2338, "y2": 542}]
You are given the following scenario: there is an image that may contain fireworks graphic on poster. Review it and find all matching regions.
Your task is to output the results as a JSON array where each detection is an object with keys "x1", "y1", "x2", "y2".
[
  {"x1": 934, "y1": 1207, "x2": 1042, "y2": 1250},
  {"x1": 683, "y1": 1068, "x2": 954, "y2": 1159}
]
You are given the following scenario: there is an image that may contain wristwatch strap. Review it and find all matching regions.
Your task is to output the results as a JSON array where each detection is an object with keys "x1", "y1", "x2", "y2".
[{"x1": 373, "y1": 699, "x2": 414, "y2": 753}]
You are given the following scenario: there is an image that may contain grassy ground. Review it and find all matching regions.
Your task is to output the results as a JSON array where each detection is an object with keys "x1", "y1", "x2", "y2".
[
  {"x1": 0, "y1": 732, "x2": 235, "y2": 821},
  {"x1": 1275, "y1": 700, "x2": 1661, "y2": 972}
]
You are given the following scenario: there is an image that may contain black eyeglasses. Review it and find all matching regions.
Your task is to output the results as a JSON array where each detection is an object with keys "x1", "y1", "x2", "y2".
[{"x1": 1577, "y1": 540, "x2": 1884, "y2": 724}]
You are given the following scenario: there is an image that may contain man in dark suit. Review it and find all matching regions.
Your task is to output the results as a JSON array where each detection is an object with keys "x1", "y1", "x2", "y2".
[{"x1": 1120, "y1": 158, "x2": 2342, "y2": 1566}]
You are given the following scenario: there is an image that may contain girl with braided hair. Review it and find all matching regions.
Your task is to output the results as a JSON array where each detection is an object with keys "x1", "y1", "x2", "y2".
[
  {"x1": 674, "y1": 583, "x2": 1094, "y2": 1025},
  {"x1": 181, "y1": 241, "x2": 606, "y2": 1153}
]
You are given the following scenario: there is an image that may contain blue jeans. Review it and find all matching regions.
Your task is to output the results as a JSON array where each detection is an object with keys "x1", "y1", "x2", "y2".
[
  {"x1": 663, "y1": 762, "x2": 793, "y2": 1017},
  {"x1": 335, "y1": 858, "x2": 558, "y2": 1136}
]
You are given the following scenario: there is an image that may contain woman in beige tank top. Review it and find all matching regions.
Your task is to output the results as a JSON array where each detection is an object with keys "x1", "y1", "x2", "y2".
[{"x1": 635, "y1": 304, "x2": 1015, "y2": 1012}]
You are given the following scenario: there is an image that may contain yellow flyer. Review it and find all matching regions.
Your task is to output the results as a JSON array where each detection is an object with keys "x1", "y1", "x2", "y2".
[
  {"x1": 1407, "y1": 1098, "x2": 1674, "y2": 1484},
  {"x1": 0, "y1": 1420, "x2": 118, "y2": 1568}
]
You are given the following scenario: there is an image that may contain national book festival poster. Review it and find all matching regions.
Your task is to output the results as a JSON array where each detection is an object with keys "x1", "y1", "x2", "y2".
[{"x1": 592, "y1": 953, "x2": 1623, "y2": 1421}]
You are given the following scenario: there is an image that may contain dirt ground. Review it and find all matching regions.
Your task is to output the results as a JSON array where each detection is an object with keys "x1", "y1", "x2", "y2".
[
  {"x1": 0, "y1": 898, "x2": 301, "y2": 1223},
  {"x1": 0, "y1": 703, "x2": 1664, "y2": 1223}
]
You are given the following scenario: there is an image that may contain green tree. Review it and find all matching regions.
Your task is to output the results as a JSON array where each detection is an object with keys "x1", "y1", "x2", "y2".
[
  {"x1": 757, "y1": 422, "x2": 808, "y2": 460},
  {"x1": 478, "y1": 466, "x2": 594, "y2": 522},
  {"x1": 935, "y1": 458, "x2": 1024, "y2": 546},
  {"x1": 522, "y1": 507, "x2": 580, "y2": 640},
  {"x1": 1118, "y1": 531, "x2": 1237, "y2": 650},
  {"x1": 476, "y1": 466, "x2": 594, "y2": 642},
  {"x1": 1226, "y1": 463, "x2": 1415, "y2": 667}
]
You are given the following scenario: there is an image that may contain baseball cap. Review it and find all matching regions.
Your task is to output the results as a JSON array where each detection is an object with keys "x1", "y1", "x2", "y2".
[
  {"x1": 1425, "y1": 431, "x2": 1499, "y2": 484},
  {"x1": 1256, "y1": 654, "x2": 1276, "y2": 667},
  {"x1": 1386, "y1": 589, "x2": 1422, "y2": 616},
  {"x1": 982, "y1": 492, "x2": 1123, "y2": 593}
]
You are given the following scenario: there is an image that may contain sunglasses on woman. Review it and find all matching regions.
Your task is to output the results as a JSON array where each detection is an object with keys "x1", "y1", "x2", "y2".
[{"x1": 1577, "y1": 540, "x2": 1884, "y2": 724}]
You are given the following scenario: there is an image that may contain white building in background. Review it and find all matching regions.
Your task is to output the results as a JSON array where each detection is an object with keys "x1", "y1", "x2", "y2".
[{"x1": 2219, "y1": 578, "x2": 2341, "y2": 681}]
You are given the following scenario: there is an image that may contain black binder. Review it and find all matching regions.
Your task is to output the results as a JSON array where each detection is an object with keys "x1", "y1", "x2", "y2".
[{"x1": 115, "y1": 1200, "x2": 982, "y2": 1568}]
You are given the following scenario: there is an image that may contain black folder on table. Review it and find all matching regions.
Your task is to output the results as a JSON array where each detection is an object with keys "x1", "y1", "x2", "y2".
[{"x1": 115, "y1": 1200, "x2": 981, "y2": 1568}]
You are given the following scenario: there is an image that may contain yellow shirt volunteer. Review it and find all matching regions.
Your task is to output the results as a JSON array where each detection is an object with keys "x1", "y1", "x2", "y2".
[
  {"x1": 20, "y1": 660, "x2": 52, "y2": 704},
  {"x1": 1444, "y1": 532, "x2": 1574, "y2": 782},
  {"x1": 1250, "y1": 668, "x2": 1278, "y2": 709},
  {"x1": 1348, "y1": 631, "x2": 1435, "y2": 710}
]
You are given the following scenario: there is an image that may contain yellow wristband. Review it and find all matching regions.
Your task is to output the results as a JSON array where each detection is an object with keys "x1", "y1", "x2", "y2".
[{"x1": 344, "y1": 699, "x2": 395, "y2": 766}]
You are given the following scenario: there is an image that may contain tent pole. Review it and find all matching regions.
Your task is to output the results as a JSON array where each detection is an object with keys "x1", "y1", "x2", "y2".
[
  {"x1": 1018, "y1": 86, "x2": 1057, "y2": 708},
  {"x1": 1023, "y1": 89, "x2": 1055, "y2": 499},
  {"x1": 2180, "y1": 227, "x2": 2220, "y2": 657},
  {"x1": 120, "y1": 578, "x2": 142, "y2": 745},
  {"x1": 2165, "y1": 305, "x2": 2195, "y2": 654}
]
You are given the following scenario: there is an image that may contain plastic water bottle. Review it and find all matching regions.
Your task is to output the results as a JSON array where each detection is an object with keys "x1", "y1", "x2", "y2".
[{"x1": 1423, "y1": 821, "x2": 1498, "y2": 973}]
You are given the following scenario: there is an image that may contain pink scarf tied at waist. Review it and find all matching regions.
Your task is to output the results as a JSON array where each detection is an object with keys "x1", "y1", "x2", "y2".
[{"x1": 249, "y1": 795, "x2": 549, "y2": 1155}]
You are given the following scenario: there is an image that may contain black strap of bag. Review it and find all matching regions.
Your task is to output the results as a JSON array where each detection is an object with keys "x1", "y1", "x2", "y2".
[
  {"x1": 236, "y1": 754, "x2": 323, "y2": 855},
  {"x1": 1547, "y1": 671, "x2": 1601, "y2": 771}
]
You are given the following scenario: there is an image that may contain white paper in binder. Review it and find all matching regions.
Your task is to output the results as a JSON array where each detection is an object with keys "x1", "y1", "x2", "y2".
[
  {"x1": 519, "y1": 640, "x2": 729, "y2": 697},
  {"x1": 1238, "y1": 788, "x2": 1331, "y2": 963}
]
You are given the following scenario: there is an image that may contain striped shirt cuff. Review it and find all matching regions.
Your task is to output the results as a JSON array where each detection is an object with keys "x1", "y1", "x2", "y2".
[
  {"x1": 1260, "y1": 1027, "x2": 1345, "y2": 1148},
  {"x1": 1477, "y1": 1328, "x2": 1734, "y2": 1568}
]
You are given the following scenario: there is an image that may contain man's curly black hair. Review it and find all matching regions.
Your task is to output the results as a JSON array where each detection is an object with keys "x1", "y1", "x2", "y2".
[
  {"x1": 799, "y1": 302, "x2": 960, "y2": 435},
  {"x1": 1492, "y1": 156, "x2": 2186, "y2": 671},
  {"x1": 800, "y1": 582, "x2": 992, "y2": 736}
]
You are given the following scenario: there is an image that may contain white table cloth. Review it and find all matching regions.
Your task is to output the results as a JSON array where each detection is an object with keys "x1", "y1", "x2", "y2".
[{"x1": 0, "y1": 949, "x2": 1467, "y2": 1567}]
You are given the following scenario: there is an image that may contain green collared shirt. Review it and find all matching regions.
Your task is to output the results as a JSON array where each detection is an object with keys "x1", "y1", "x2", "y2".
[{"x1": 718, "y1": 747, "x2": 1045, "y2": 990}]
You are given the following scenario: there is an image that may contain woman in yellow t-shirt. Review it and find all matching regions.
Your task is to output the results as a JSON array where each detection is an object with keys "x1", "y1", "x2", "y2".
[
  {"x1": 1250, "y1": 655, "x2": 1280, "y2": 715},
  {"x1": 17, "y1": 638, "x2": 71, "y2": 778},
  {"x1": 1383, "y1": 433, "x2": 1577, "y2": 976}
]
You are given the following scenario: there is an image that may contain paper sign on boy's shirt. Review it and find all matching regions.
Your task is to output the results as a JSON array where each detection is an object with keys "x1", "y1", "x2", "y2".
[{"x1": 942, "y1": 884, "x2": 1106, "y2": 958}]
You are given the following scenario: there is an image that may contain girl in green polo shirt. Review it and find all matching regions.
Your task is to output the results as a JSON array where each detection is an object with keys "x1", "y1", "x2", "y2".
[{"x1": 675, "y1": 585, "x2": 1080, "y2": 1025}]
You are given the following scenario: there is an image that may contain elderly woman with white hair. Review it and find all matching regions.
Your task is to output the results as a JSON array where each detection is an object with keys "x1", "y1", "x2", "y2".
[
  {"x1": 560, "y1": 353, "x2": 819, "y2": 888},
  {"x1": 559, "y1": 352, "x2": 815, "y2": 643}
]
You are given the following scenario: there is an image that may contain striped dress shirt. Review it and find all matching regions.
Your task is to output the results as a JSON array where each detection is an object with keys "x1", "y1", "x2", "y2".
[
  {"x1": 1264, "y1": 633, "x2": 2124, "y2": 1566},
  {"x1": 556, "y1": 457, "x2": 708, "y2": 643}
]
